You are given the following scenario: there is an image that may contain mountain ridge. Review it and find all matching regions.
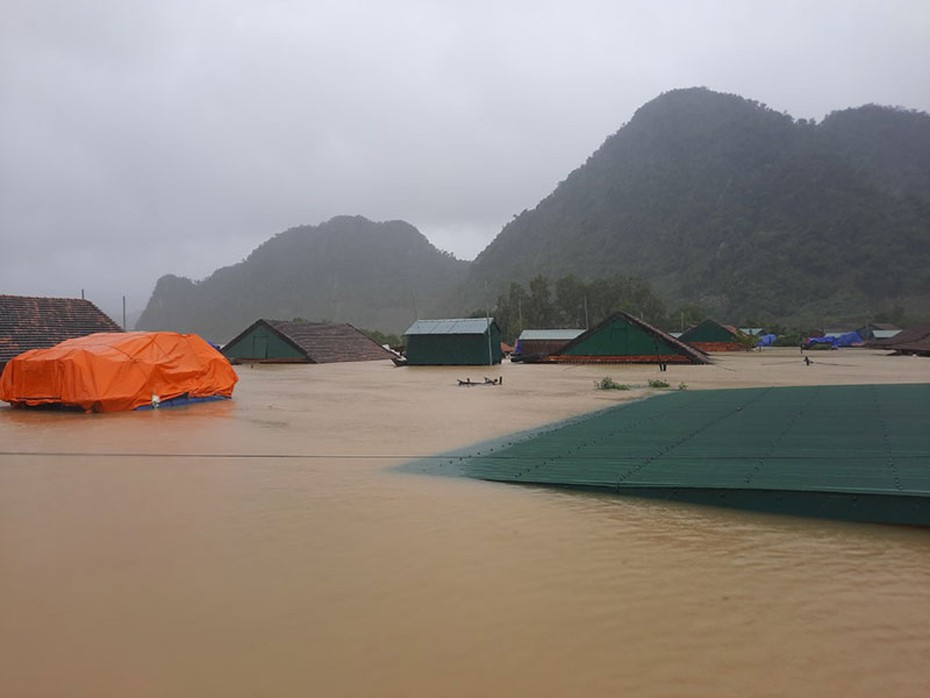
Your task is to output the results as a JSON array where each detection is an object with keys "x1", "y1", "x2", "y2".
[
  {"x1": 461, "y1": 87, "x2": 930, "y2": 325},
  {"x1": 137, "y1": 88, "x2": 930, "y2": 339},
  {"x1": 136, "y1": 215, "x2": 468, "y2": 342}
]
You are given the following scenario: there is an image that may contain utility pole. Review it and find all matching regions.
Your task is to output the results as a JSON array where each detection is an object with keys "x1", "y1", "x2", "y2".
[{"x1": 485, "y1": 281, "x2": 493, "y2": 366}]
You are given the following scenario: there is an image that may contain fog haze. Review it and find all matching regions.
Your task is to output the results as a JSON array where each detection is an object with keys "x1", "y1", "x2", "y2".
[{"x1": 2, "y1": 0, "x2": 929, "y2": 321}]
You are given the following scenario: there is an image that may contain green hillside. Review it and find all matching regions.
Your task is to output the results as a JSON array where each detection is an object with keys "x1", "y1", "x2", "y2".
[
  {"x1": 464, "y1": 88, "x2": 930, "y2": 328},
  {"x1": 136, "y1": 216, "x2": 468, "y2": 342},
  {"x1": 137, "y1": 89, "x2": 930, "y2": 340}
]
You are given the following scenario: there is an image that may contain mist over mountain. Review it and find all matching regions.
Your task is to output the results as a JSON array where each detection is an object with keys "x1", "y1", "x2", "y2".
[
  {"x1": 463, "y1": 87, "x2": 930, "y2": 327},
  {"x1": 136, "y1": 216, "x2": 467, "y2": 342},
  {"x1": 138, "y1": 88, "x2": 930, "y2": 339}
]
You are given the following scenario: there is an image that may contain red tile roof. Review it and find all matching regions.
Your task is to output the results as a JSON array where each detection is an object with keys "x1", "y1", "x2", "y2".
[
  {"x1": 266, "y1": 320, "x2": 394, "y2": 363},
  {"x1": 0, "y1": 295, "x2": 123, "y2": 367},
  {"x1": 224, "y1": 319, "x2": 395, "y2": 363}
]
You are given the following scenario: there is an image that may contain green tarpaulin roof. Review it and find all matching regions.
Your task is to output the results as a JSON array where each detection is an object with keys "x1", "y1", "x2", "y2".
[{"x1": 461, "y1": 383, "x2": 930, "y2": 525}]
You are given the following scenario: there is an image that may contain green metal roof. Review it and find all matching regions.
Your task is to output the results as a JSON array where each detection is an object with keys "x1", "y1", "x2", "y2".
[
  {"x1": 462, "y1": 383, "x2": 930, "y2": 525},
  {"x1": 404, "y1": 318, "x2": 497, "y2": 336},
  {"x1": 518, "y1": 329, "x2": 585, "y2": 341}
]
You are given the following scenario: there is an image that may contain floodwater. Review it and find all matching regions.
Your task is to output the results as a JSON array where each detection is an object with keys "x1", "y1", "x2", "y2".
[{"x1": 2, "y1": 350, "x2": 929, "y2": 697}]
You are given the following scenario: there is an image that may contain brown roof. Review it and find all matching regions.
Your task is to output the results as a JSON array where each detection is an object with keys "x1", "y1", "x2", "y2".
[
  {"x1": 0, "y1": 295, "x2": 123, "y2": 367},
  {"x1": 229, "y1": 319, "x2": 395, "y2": 363},
  {"x1": 885, "y1": 340, "x2": 930, "y2": 354},
  {"x1": 869, "y1": 323, "x2": 930, "y2": 353}
]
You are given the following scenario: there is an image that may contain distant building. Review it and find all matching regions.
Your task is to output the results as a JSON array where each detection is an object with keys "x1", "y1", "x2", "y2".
[
  {"x1": 513, "y1": 329, "x2": 584, "y2": 360},
  {"x1": 403, "y1": 318, "x2": 502, "y2": 366},
  {"x1": 869, "y1": 323, "x2": 930, "y2": 356},
  {"x1": 222, "y1": 319, "x2": 394, "y2": 363},
  {"x1": 679, "y1": 319, "x2": 747, "y2": 352},
  {"x1": 755, "y1": 333, "x2": 777, "y2": 348},
  {"x1": 857, "y1": 322, "x2": 901, "y2": 342},
  {"x1": 822, "y1": 329, "x2": 852, "y2": 339},
  {"x1": 0, "y1": 295, "x2": 122, "y2": 374},
  {"x1": 542, "y1": 311, "x2": 709, "y2": 364}
]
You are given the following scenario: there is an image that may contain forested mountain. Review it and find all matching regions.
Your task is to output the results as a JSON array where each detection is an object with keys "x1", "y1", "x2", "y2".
[
  {"x1": 463, "y1": 88, "x2": 930, "y2": 328},
  {"x1": 136, "y1": 216, "x2": 467, "y2": 342},
  {"x1": 138, "y1": 88, "x2": 930, "y2": 340}
]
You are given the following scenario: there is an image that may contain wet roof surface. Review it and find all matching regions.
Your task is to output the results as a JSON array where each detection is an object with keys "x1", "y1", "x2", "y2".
[{"x1": 463, "y1": 383, "x2": 930, "y2": 524}]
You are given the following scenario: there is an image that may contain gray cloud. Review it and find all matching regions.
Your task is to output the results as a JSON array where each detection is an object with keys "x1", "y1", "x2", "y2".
[{"x1": 3, "y1": 0, "x2": 929, "y2": 322}]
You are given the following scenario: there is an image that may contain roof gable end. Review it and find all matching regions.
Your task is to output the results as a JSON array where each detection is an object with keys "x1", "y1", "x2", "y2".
[
  {"x1": 555, "y1": 310, "x2": 709, "y2": 364},
  {"x1": 0, "y1": 295, "x2": 123, "y2": 365}
]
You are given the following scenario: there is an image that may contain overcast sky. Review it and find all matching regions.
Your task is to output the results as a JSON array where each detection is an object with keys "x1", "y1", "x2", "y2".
[{"x1": 2, "y1": 0, "x2": 929, "y2": 321}]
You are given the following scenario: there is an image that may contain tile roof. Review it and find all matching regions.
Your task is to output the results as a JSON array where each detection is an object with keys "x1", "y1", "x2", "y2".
[
  {"x1": 875, "y1": 323, "x2": 930, "y2": 344},
  {"x1": 264, "y1": 320, "x2": 394, "y2": 363},
  {"x1": 869, "y1": 323, "x2": 930, "y2": 354},
  {"x1": 0, "y1": 295, "x2": 123, "y2": 367}
]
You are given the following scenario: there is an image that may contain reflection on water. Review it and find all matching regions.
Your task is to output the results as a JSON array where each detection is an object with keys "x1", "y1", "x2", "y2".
[{"x1": 2, "y1": 361, "x2": 929, "y2": 697}]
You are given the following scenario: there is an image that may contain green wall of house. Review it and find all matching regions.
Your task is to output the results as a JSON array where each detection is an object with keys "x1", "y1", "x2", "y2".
[
  {"x1": 681, "y1": 321, "x2": 735, "y2": 343},
  {"x1": 223, "y1": 324, "x2": 305, "y2": 361},
  {"x1": 406, "y1": 328, "x2": 502, "y2": 365},
  {"x1": 564, "y1": 316, "x2": 681, "y2": 356}
]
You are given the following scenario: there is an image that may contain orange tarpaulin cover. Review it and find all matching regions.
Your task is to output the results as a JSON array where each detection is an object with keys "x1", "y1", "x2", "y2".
[{"x1": 0, "y1": 332, "x2": 238, "y2": 413}]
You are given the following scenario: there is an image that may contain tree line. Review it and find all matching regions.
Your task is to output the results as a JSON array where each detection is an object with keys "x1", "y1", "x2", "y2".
[{"x1": 471, "y1": 274, "x2": 710, "y2": 343}]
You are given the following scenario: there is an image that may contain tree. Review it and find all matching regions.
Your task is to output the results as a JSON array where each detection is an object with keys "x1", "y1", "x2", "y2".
[
  {"x1": 491, "y1": 273, "x2": 668, "y2": 341},
  {"x1": 525, "y1": 276, "x2": 554, "y2": 328},
  {"x1": 553, "y1": 275, "x2": 589, "y2": 328}
]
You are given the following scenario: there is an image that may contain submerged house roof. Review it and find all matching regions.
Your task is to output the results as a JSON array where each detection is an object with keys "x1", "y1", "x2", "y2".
[
  {"x1": 857, "y1": 322, "x2": 902, "y2": 341},
  {"x1": 404, "y1": 318, "x2": 497, "y2": 336},
  {"x1": 679, "y1": 319, "x2": 746, "y2": 351},
  {"x1": 870, "y1": 323, "x2": 930, "y2": 356},
  {"x1": 514, "y1": 328, "x2": 586, "y2": 360},
  {"x1": 546, "y1": 310, "x2": 709, "y2": 364},
  {"x1": 464, "y1": 383, "x2": 930, "y2": 526},
  {"x1": 222, "y1": 319, "x2": 394, "y2": 363},
  {"x1": 402, "y1": 318, "x2": 502, "y2": 366},
  {"x1": 0, "y1": 295, "x2": 123, "y2": 370},
  {"x1": 1, "y1": 331, "x2": 237, "y2": 413},
  {"x1": 517, "y1": 329, "x2": 586, "y2": 342}
]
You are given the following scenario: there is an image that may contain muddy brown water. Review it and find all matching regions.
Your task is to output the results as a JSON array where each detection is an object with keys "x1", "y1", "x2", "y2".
[{"x1": 2, "y1": 350, "x2": 929, "y2": 697}]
